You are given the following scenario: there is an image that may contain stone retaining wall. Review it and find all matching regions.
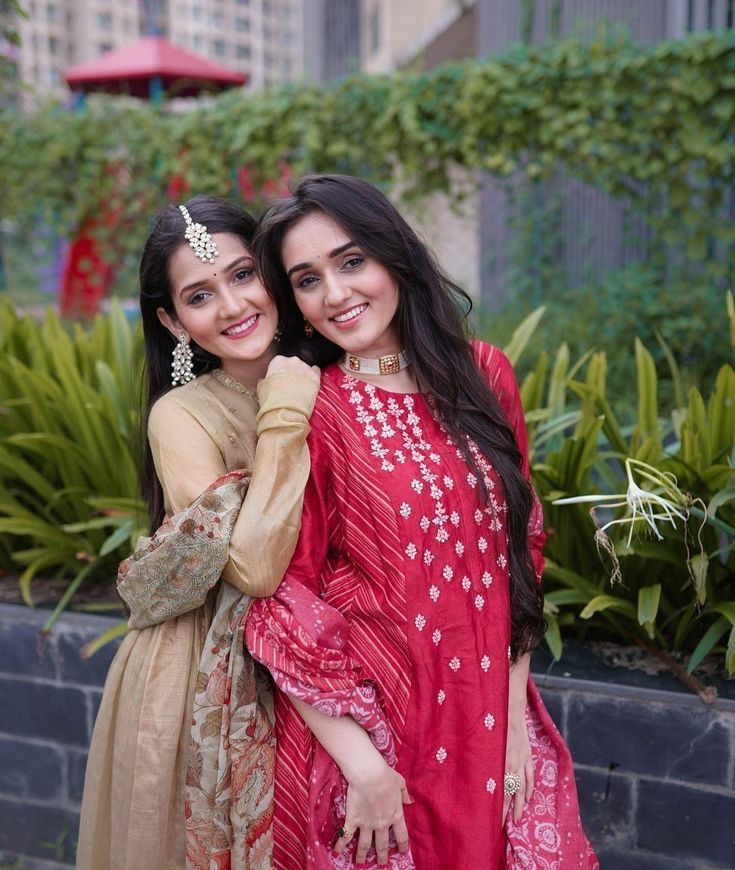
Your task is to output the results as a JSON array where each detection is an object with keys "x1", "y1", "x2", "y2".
[{"x1": 0, "y1": 602, "x2": 733, "y2": 868}]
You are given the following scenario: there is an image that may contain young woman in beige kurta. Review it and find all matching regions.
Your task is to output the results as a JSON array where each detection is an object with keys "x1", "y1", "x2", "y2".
[
  {"x1": 77, "y1": 196, "x2": 320, "y2": 869},
  {"x1": 77, "y1": 369, "x2": 318, "y2": 870}
]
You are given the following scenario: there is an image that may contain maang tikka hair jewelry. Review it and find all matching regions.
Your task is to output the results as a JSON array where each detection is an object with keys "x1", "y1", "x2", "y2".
[
  {"x1": 178, "y1": 204, "x2": 219, "y2": 263},
  {"x1": 171, "y1": 332, "x2": 195, "y2": 386}
]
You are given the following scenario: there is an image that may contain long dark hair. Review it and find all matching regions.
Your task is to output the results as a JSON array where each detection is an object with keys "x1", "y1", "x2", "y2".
[
  {"x1": 138, "y1": 195, "x2": 258, "y2": 531},
  {"x1": 254, "y1": 174, "x2": 545, "y2": 658}
]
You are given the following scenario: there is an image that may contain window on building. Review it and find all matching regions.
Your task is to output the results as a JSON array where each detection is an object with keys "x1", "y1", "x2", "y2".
[
  {"x1": 236, "y1": 43, "x2": 251, "y2": 59},
  {"x1": 212, "y1": 39, "x2": 226, "y2": 57},
  {"x1": 96, "y1": 11, "x2": 112, "y2": 30},
  {"x1": 48, "y1": 35, "x2": 58, "y2": 53},
  {"x1": 282, "y1": 29, "x2": 293, "y2": 47},
  {"x1": 727, "y1": 0, "x2": 734, "y2": 28},
  {"x1": 235, "y1": 0, "x2": 250, "y2": 5},
  {"x1": 46, "y1": 3, "x2": 58, "y2": 24},
  {"x1": 48, "y1": 67, "x2": 60, "y2": 85},
  {"x1": 193, "y1": 33, "x2": 204, "y2": 49},
  {"x1": 98, "y1": 42, "x2": 113, "y2": 54},
  {"x1": 235, "y1": 16, "x2": 250, "y2": 32},
  {"x1": 211, "y1": 12, "x2": 224, "y2": 28},
  {"x1": 370, "y1": 5, "x2": 381, "y2": 53},
  {"x1": 192, "y1": 6, "x2": 202, "y2": 21}
]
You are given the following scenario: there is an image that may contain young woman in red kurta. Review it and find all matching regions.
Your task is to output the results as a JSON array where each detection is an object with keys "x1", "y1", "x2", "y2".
[{"x1": 246, "y1": 175, "x2": 597, "y2": 869}]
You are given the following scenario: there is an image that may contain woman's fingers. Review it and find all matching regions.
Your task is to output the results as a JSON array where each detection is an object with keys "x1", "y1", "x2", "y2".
[
  {"x1": 331, "y1": 822, "x2": 356, "y2": 856},
  {"x1": 513, "y1": 775, "x2": 526, "y2": 823},
  {"x1": 525, "y1": 755, "x2": 535, "y2": 800},
  {"x1": 374, "y1": 827, "x2": 390, "y2": 866},
  {"x1": 393, "y1": 817, "x2": 411, "y2": 853},
  {"x1": 354, "y1": 827, "x2": 373, "y2": 865}
]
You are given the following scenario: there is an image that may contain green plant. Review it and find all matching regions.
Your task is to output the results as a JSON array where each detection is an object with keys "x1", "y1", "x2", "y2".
[
  {"x1": 515, "y1": 302, "x2": 735, "y2": 683},
  {"x1": 0, "y1": 31, "x2": 732, "y2": 290},
  {"x1": 0, "y1": 300, "x2": 146, "y2": 629}
]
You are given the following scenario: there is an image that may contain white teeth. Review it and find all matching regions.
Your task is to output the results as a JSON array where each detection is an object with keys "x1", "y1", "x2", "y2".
[
  {"x1": 224, "y1": 315, "x2": 257, "y2": 336},
  {"x1": 333, "y1": 304, "x2": 367, "y2": 323}
]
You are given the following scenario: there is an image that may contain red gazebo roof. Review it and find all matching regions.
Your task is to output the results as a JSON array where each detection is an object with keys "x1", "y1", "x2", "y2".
[{"x1": 64, "y1": 36, "x2": 247, "y2": 98}]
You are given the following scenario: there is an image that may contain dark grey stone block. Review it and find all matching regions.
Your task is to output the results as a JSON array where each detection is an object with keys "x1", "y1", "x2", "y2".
[
  {"x1": 0, "y1": 618, "x2": 57, "y2": 680},
  {"x1": 66, "y1": 751, "x2": 87, "y2": 805},
  {"x1": 637, "y1": 779, "x2": 735, "y2": 865},
  {"x1": 0, "y1": 798, "x2": 78, "y2": 863},
  {"x1": 537, "y1": 686, "x2": 565, "y2": 736},
  {"x1": 574, "y1": 765, "x2": 634, "y2": 850},
  {"x1": 0, "y1": 678, "x2": 87, "y2": 747},
  {"x1": 596, "y1": 847, "x2": 707, "y2": 869},
  {"x1": 55, "y1": 627, "x2": 120, "y2": 687},
  {"x1": 566, "y1": 693, "x2": 732, "y2": 787},
  {"x1": 0, "y1": 738, "x2": 64, "y2": 801}
]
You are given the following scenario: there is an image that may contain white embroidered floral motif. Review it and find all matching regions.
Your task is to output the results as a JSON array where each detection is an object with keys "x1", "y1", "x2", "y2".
[
  {"x1": 442, "y1": 565, "x2": 454, "y2": 581},
  {"x1": 475, "y1": 594, "x2": 485, "y2": 611},
  {"x1": 443, "y1": 475, "x2": 454, "y2": 490},
  {"x1": 461, "y1": 576, "x2": 471, "y2": 592},
  {"x1": 399, "y1": 502, "x2": 412, "y2": 519},
  {"x1": 450, "y1": 511, "x2": 460, "y2": 526},
  {"x1": 455, "y1": 541, "x2": 465, "y2": 557},
  {"x1": 436, "y1": 527, "x2": 449, "y2": 543},
  {"x1": 467, "y1": 472, "x2": 477, "y2": 488},
  {"x1": 478, "y1": 536, "x2": 488, "y2": 553},
  {"x1": 437, "y1": 689, "x2": 446, "y2": 704},
  {"x1": 474, "y1": 509, "x2": 484, "y2": 524},
  {"x1": 497, "y1": 554, "x2": 508, "y2": 569},
  {"x1": 411, "y1": 479, "x2": 424, "y2": 494},
  {"x1": 405, "y1": 543, "x2": 417, "y2": 560},
  {"x1": 432, "y1": 629, "x2": 442, "y2": 645},
  {"x1": 423, "y1": 550, "x2": 434, "y2": 565},
  {"x1": 449, "y1": 656, "x2": 461, "y2": 671},
  {"x1": 481, "y1": 572, "x2": 493, "y2": 588},
  {"x1": 429, "y1": 585, "x2": 440, "y2": 602},
  {"x1": 420, "y1": 516, "x2": 431, "y2": 532},
  {"x1": 481, "y1": 655, "x2": 491, "y2": 672},
  {"x1": 436, "y1": 747, "x2": 447, "y2": 764},
  {"x1": 486, "y1": 778, "x2": 496, "y2": 794},
  {"x1": 415, "y1": 614, "x2": 426, "y2": 631},
  {"x1": 484, "y1": 713, "x2": 495, "y2": 731}
]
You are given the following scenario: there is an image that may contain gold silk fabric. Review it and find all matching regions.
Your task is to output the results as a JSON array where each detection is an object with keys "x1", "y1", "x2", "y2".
[{"x1": 76, "y1": 370, "x2": 318, "y2": 870}]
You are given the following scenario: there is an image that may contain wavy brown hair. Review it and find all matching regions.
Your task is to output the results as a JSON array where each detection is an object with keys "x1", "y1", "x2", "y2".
[{"x1": 254, "y1": 174, "x2": 545, "y2": 659}]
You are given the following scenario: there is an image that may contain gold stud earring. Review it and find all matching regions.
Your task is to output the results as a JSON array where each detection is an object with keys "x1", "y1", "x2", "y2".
[{"x1": 304, "y1": 320, "x2": 314, "y2": 338}]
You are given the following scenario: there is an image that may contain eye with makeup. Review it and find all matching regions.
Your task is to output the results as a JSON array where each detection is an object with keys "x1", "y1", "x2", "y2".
[
  {"x1": 342, "y1": 253, "x2": 365, "y2": 270},
  {"x1": 186, "y1": 288, "x2": 211, "y2": 306},
  {"x1": 232, "y1": 264, "x2": 255, "y2": 283}
]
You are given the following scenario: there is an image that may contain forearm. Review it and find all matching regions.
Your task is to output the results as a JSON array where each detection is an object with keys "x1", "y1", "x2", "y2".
[
  {"x1": 290, "y1": 696, "x2": 382, "y2": 782},
  {"x1": 509, "y1": 652, "x2": 531, "y2": 718}
]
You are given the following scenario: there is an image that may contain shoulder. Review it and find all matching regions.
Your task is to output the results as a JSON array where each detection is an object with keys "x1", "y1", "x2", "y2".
[
  {"x1": 470, "y1": 340, "x2": 516, "y2": 391},
  {"x1": 148, "y1": 374, "x2": 219, "y2": 439}
]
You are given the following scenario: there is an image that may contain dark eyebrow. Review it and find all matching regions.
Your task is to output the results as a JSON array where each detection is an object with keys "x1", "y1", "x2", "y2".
[
  {"x1": 179, "y1": 255, "x2": 252, "y2": 297},
  {"x1": 286, "y1": 240, "x2": 357, "y2": 280}
]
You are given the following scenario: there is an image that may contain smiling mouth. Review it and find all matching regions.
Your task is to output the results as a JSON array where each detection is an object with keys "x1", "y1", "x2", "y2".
[
  {"x1": 331, "y1": 304, "x2": 367, "y2": 324},
  {"x1": 223, "y1": 314, "x2": 258, "y2": 336}
]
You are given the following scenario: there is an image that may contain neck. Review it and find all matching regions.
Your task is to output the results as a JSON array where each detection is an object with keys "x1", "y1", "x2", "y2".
[{"x1": 221, "y1": 346, "x2": 276, "y2": 390}]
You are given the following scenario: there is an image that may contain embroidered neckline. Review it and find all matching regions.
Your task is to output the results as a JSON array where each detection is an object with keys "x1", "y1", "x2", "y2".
[{"x1": 212, "y1": 368, "x2": 257, "y2": 400}]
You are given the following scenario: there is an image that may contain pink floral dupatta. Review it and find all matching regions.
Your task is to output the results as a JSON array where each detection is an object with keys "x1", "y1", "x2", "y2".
[{"x1": 117, "y1": 472, "x2": 275, "y2": 870}]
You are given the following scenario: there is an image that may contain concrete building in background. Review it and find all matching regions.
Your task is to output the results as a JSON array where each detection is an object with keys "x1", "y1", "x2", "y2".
[
  {"x1": 302, "y1": 0, "x2": 360, "y2": 84},
  {"x1": 4, "y1": 0, "x2": 305, "y2": 105}
]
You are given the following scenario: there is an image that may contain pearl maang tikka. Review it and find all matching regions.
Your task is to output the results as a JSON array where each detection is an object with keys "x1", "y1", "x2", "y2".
[
  {"x1": 178, "y1": 204, "x2": 219, "y2": 263},
  {"x1": 171, "y1": 332, "x2": 195, "y2": 386}
]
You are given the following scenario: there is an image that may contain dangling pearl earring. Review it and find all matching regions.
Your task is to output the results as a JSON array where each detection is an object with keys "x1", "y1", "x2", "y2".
[
  {"x1": 171, "y1": 332, "x2": 195, "y2": 386},
  {"x1": 274, "y1": 321, "x2": 284, "y2": 342},
  {"x1": 304, "y1": 320, "x2": 314, "y2": 338}
]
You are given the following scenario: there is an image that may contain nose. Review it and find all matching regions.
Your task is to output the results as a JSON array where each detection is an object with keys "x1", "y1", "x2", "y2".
[
  {"x1": 322, "y1": 271, "x2": 352, "y2": 309},
  {"x1": 218, "y1": 286, "x2": 244, "y2": 318}
]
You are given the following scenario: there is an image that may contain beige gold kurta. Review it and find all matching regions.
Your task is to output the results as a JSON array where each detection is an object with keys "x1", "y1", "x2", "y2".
[{"x1": 76, "y1": 369, "x2": 318, "y2": 870}]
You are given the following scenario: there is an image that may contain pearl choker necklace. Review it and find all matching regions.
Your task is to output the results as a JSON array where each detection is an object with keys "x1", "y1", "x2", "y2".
[{"x1": 342, "y1": 350, "x2": 410, "y2": 376}]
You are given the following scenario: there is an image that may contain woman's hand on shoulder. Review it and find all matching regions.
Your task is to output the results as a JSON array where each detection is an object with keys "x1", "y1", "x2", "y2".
[{"x1": 266, "y1": 354, "x2": 321, "y2": 385}]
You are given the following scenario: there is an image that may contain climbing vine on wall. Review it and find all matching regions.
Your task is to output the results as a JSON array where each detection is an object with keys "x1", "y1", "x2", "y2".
[{"x1": 0, "y1": 31, "x2": 733, "y2": 281}]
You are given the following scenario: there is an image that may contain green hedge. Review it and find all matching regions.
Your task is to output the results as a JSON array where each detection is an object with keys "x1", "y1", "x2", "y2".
[{"x1": 1, "y1": 31, "x2": 733, "y2": 288}]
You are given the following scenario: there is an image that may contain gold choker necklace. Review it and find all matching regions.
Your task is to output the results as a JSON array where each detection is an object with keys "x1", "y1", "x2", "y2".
[{"x1": 343, "y1": 350, "x2": 410, "y2": 376}]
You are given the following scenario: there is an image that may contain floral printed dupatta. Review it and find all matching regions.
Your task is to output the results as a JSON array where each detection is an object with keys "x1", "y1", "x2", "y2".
[{"x1": 117, "y1": 472, "x2": 275, "y2": 870}]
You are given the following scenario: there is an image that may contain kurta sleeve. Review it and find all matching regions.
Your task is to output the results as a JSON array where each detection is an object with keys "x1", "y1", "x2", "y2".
[
  {"x1": 474, "y1": 341, "x2": 546, "y2": 581},
  {"x1": 147, "y1": 371, "x2": 318, "y2": 598}
]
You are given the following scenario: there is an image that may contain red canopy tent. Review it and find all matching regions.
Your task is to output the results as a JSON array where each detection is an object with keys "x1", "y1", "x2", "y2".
[
  {"x1": 59, "y1": 37, "x2": 247, "y2": 316},
  {"x1": 64, "y1": 35, "x2": 247, "y2": 99}
]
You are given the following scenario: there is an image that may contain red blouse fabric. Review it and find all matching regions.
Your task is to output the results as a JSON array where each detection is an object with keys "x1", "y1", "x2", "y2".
[{"x1": 247, "y1": 342, "x2": 597, "y2": 869}]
